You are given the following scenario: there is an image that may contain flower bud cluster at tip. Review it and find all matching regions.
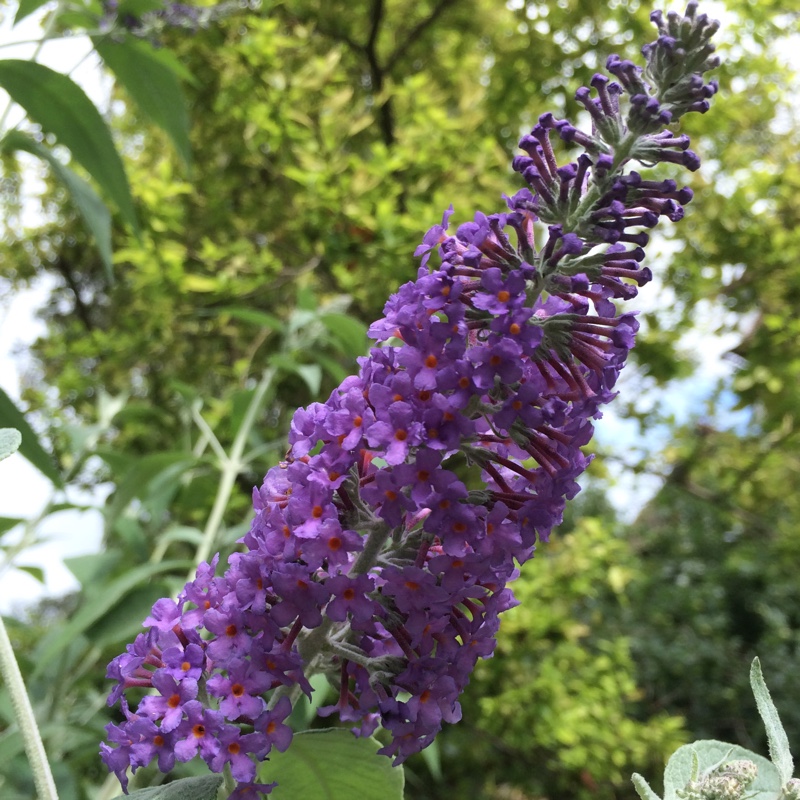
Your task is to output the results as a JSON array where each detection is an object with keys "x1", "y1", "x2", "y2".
[
  {"x1": 100, "y1": 4, "x2": 719, "y2": 797},
  {"x1": 783, "y1": 779, "x2": 800, "y2": 800},
  {"x1": 678, "y1": 759, "x2": 759, "y2": 800}
]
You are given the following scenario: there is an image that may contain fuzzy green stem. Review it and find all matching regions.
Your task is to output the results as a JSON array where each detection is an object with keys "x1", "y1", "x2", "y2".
[
  {"x1": 0, "y1": 616, "x2": 58, "y2": 800},
  {"x1": 221, "y1": 765, "x2": 236, "y2": 799},
  {"x1": 349, "y1": 520, "x2": 393, "y2": 576}
]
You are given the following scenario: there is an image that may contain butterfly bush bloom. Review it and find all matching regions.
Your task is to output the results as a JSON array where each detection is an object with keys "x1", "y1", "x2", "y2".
[
  {"x1": 100, "y1": 0, "x2": 240, "y2": 37},
  {"x1": 102, "y1": 4, "x2": 719, "y2": 795}
]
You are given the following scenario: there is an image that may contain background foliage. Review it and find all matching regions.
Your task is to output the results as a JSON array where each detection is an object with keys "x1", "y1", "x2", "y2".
[{"x1": 1, "y1": 0, "x2": 799, "y2": 798}]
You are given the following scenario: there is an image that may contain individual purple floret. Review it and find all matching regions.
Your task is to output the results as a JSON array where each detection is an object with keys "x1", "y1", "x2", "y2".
[{"x1": 101, "y1": 4, "x2": 719, "y2": 796}]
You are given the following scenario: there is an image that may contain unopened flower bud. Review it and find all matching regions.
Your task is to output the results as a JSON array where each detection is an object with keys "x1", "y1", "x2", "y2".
[{"x1": 782, "y1": 778, "x2": 800, "y2": 800}]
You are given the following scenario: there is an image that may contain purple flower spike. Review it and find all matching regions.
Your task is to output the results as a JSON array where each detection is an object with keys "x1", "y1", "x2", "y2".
[{"x1": 102, "y1": 4, "x2": 720, "y2": 795}]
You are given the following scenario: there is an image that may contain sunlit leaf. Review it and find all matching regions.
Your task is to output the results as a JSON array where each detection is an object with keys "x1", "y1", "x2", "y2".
[{"x1": 94, "y1": 37, "x2": 192, "y2": 168}]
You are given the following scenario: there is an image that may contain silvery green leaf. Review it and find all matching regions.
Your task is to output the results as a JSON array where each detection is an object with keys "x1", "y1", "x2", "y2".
[
  {"x1": 112, "y1": 775, "x2": 222, "y2": 800},
  {"x1": 0, "y1": 429, "x2": 21, "y2": 462},
  {"x1": 632, "y1": 772, "x2": 662, "y2": 800},
  {"x1": 751, "y1": 657, "x2": 794, "y2": 784},
  {"x1": 663, "y1": 741, "x2": 780, "y2": 800}
]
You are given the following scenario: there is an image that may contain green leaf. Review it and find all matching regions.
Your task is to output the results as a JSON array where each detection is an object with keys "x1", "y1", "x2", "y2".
[
  {"x1": 216, "y1": 307, "x2": 285, "y2": 332},
  {"x1": 0, "y1": 428, "x2": 21, "y2": 462},
  {"x1": 750, "y1": 657, "x2": 794, "y2": 783},
  {"x1": 13, "y1": 0, "x2": 50, "y2": 25},
  {"x1": 2, "y1": 131, "x2": 113, "y2": 280},
  {"x1": 288, "y1": 673, "x2": 331, "y2": 730},
  {"x1": 260, "y1": 729, "x2": 405, "y2": 799},
  {"x1": 319, "y1": 312, "x2": 368, "y2": 357},
  {"x1": 0, "y1": 517, "x2": 24, "y2": 538},
  {"x1": 663, "y1": 740, "x2": 781, "y2": 800},
  {"x1": 33, "y1": 558, "x2": 192, "y2": 675},
  {"x1": 631, "y1": 773, "x2": 661, "y2": 800},
  {"x1": 0, "y1": 60, "x2": 138, "y2": 233},
  {"x1": 64, "y1": 551, "x2": 121, "y2": 587},
  {"x1": 106, "y1": 452, "x2": 197, "y2": 524},
  {"x1": 270, "y1": 355, "x2": 322, "y2": 396},
  {"x1": 0, "y1": 389, "x2": 62, "y2": 486},
  {"x1": 419, "y1": 736, "x2": 442, "y2": 783},
  {"x1": 140, "y1": 46, "x2": 199, "y2": 87},
  {"x1": 94, "y1": 38, "x2": 192, "y2": 168},
  {"x1": 111, "y1": 775, "x2": 223, "y2": 800},
  {"x1": 155, "y1": 525, "x2": 204, "y2": 548},
  {"x1": 16, "y1": 565, "x2": 45, "y2": 583}
]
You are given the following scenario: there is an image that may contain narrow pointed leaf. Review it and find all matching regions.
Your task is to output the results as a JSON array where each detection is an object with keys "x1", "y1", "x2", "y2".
[
  {"x1": 751, "y1": 657, "x2": 794, "y2": 783},
  {"x1": 16, "y1": 565, "x2": 45, "y2": 583},
  {"x1": 319, "y1": 312, "x2": 368, "y2": 356},
  {"x1": 216, "y1": 306, "x2": 284, "y2": 332},
  {"x1": 0, "y1": 389, "x2": 62, "y2": 486},
  {"x1": 94, "y1": 38, "x2": 192, "y2": 168},
  {"x1": 13, "y1": 0, "x2": 50, "y2": 24},
  {"x1": 2, "y1": 131, "x2": 113, "y2": 279},
  {"x1": 142, "y1": 46, "x2": 199, "y2": 86},
  {"x1": 0, "y1": 516, "x2": 24, "y2": 537},
  {"x1": 33, "y1": 559, "x2": 193, "y2": 675},
  {"x1": 0, "y1": 59, "x2": 138, "y2": 232}
]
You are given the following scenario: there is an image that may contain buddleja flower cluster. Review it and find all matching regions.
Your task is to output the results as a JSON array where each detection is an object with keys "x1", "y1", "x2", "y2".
[
  {"x1": 101, "y1": 4, "x2": 719, "y2": 796},
  {"x1": 100, "y1": 0, "x2": 241, "y2": 38}
]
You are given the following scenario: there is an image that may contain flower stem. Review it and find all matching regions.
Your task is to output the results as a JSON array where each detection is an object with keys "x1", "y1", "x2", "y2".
[{"x1": 0, "y1": 615, "x2": 58, "y2": 800}]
